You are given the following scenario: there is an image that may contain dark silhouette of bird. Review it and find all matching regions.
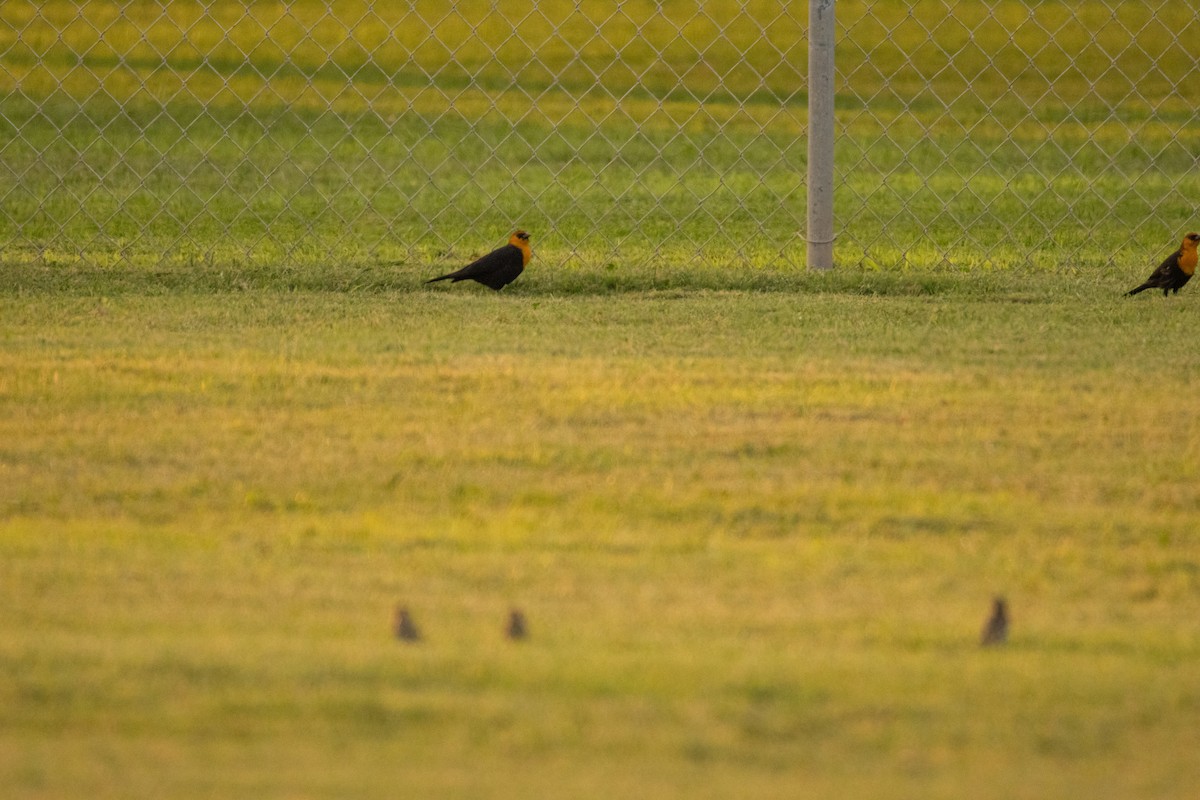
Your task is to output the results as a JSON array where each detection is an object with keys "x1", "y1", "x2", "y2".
[
  {"x1": 393, "y1": 605, "x2": 421, "y2": 642},
  {"x1": 426, "y1": 230, "x2": 531, "y2": 291},
  {"x1": 505, "y1": 609, "x2": 527, "y2": 641},
  {"x1": 980, "y1": 596, "x2": 1009, "y2": 646},
  {"x1": 1126, "y1": 232, "x2": 1199, "y2": 297}
]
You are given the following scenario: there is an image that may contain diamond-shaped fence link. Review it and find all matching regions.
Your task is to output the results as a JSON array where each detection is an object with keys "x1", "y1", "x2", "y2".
[
  {"x1": 839, "y1": 1, "x2": 1200, "y2": 270},
  {"x1": 1, "y1": 2, "x2": 1197, "y2": 274}
]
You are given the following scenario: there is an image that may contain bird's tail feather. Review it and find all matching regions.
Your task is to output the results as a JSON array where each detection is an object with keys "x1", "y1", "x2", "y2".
[{"x1": 1125, "y1": 283, "x2": 1151, "y2": 297}]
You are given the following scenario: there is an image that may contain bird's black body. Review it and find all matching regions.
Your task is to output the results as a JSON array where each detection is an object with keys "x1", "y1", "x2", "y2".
[
  {"x1": 1126, "y1": 252, "x2": 1193, "y2": 297},
  {"x1": 426, "y1": 232, "x2": 529, "y2": 291},
  {"x1": 1126, "y1": 233, "x2": 1200, "y2": 297}
]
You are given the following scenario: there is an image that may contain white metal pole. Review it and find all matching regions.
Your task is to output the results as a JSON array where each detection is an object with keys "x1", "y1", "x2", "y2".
[{"x1": 807, "y1": 0, "x2": 835, "y2": 270}]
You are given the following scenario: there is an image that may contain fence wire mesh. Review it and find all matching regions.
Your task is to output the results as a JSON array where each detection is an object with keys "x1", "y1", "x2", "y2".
[
  {"x1": 838, "y1": 1, "x2": 1200, "y2": 270},
  {"x1": 1, "y1": 1, "x2": 1198, "y2": 274}
]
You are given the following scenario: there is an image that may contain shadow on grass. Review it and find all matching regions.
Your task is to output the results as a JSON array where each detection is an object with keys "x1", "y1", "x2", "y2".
[{"x1": 2, "y1": 259, "x2": 1099, "y2": 302}]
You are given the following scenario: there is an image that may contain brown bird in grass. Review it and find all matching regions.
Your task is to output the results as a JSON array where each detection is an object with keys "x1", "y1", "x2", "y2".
[
  {"x1": 980, "y1": 596, "x2": 1009, "y2": 646},
  {"x1": 393, "y1": 605, "x2": 421, "y2": 642},
  {"x1": 426, "y1": 230, "x2": 531, "y2": 291},
  {"x1": 1125, "y1": 232, "x2": 1200, "y2": 297},
  {"x1": 506, "y1": 609, "x2": 528, "y2": 641}
]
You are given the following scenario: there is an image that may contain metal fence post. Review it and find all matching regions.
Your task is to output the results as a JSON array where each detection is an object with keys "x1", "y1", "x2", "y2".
[{"x1": 807, "y1": 0, "x2": 836, "y2": 270}]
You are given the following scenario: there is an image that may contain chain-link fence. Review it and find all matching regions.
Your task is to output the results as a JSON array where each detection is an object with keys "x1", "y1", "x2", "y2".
[
  {"x1": 838, "y1": 1, "x2": 1200, "y2": 270},
  {"x1": 1, "y1": 1, "x2": 1198, "y2": 274}
]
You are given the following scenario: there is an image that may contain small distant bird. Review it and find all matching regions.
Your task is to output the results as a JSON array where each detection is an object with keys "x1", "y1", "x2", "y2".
[
  {"x1": 426, "y1": 230, "x2": 531, "y2": 291},
  {"x1": 393, "y1": 605, "x2": 421, "y2": 642},
  {"x1": 505, "y1": 609, "x2": 527, "y2": 641},
  {"x1": 1125, "y1": 232, "x2": 1200, "y2": 297},
  {"x1": 980, "y1": 596, "x2": 1009, "y2": 646}
]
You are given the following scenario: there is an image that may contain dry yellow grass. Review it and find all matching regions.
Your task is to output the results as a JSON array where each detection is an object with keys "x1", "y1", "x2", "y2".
[{"x1": 2, "y1": 286, "x2": 1199, "y2": 798}]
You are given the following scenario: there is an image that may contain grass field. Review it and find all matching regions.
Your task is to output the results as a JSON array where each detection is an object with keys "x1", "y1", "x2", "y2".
[
  {"x1": 3, "y1": 273, "x2": 1200, "y2": 799},
  {"x1": 1, "y1": 1, "x2": 1198, "y2": 270},
  {"x1": 3, "y1": 2, "x2": 1200, "y2": 798}
]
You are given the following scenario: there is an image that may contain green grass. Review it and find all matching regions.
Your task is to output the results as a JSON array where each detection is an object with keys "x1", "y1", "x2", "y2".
[
  {"x1": 3, "y1": 276, "x2": 1200, "y2": 799},
  {"x1": 1, "y1": 1, "x2": 1198, "y2": 270},
  {"x1": 3, "y1": 2, "x2": 1200, "y2": 797}
]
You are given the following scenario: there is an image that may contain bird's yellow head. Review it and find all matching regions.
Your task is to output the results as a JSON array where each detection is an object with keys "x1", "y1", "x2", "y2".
[
  {"x1": 1178, "y1": 232, "x2": 1200, "y2": 276},
  {"x1": 509, "y1": 230, "x2": 532, "y2": 265}
]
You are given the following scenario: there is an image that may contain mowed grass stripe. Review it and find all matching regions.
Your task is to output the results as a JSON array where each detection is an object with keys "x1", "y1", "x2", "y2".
[
  {"x1": 2, "y1": 288, "x2": 1200, "y2": 798},
  {"x1": 3, "y1": 0, "x2": 1198, "y2": 269}
]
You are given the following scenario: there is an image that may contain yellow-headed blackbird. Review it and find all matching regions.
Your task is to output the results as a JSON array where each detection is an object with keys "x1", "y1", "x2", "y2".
[
  {"x1": 393, "y1": 605, "x2": 420, "y2": 642},
  {"x1": 980, "y1": 596, "x2": 1008, "y2": 646},
  {"x1": 1126, "y1": 232, "x2": 1200, "y2": 297},
  {"x1": 426, "y1": 230, "x2": 531, "y2": 291}
]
